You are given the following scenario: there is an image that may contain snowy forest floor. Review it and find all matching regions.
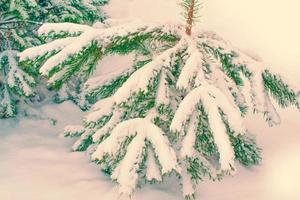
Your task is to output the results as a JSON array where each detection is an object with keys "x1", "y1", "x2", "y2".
[{"x1": 0, "y1": 101, "x2": 299, "y2": 200}]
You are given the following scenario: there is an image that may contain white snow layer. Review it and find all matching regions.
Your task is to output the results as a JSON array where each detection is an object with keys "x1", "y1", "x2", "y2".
[
  {"x1": 38, "y1": 23, "x2": 93, "y2": 36},
  {"x1": 146, "y1": 148, "x2": 162, "y2": 182},
  {"x1": 63, "y1": 125, "x2": 85, "y2": 137},
  {"x1": 109, "y1": 39, "x2": 186, "y2": 104},
  {"x1": 3, "y1": 50, "x2": 34, "y2": 96},
  {"x1": 19, "y1": 37, "x2": 77, "y2": 61},
  {"x1": 91, "y1": 118, "x2": 180, "y2": 195},
  {"x1": 176, "y1": 43, "x2": 204, "y2": 90},
  {"x1": 181, "y1": 164, "x2": 195, "y2": 198},
  {"x1": 85, "y1": 97, "x2": 114, "y2": 123},
  {"x1": 92, "y1": 110, "x2": 122, "y2": 142},
  {"x1": 171, "y1": 84, "x2": 243, "y2": 170},
  {"x1": 180, "y1": 114, "x2": 197, "y2": 158},
  {"x1": 20, "y1": 21, "x2": 163, "y2": 77}
]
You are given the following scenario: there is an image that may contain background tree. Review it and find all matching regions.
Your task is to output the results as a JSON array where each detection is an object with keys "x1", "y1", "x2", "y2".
[
  {"x1": 20, "y1": 0, "x2": 299, "y2": 199},
  {"x1": 0, "y1": 0, "x2": 108, "y2": 118}
]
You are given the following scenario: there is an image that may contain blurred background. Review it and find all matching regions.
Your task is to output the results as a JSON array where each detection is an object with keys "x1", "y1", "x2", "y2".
[{"x1": 105, "y1": 0, "x2": 300, "y2": 85}]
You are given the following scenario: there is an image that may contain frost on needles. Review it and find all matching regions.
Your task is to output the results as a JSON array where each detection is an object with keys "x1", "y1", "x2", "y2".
[{"x1": 19, "y1": 2, "x2": 299, "y2": 200}]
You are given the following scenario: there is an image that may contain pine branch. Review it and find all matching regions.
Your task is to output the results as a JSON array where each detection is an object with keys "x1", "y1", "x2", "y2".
[
  {"x1": 0, "y1": 0, "x2": 108, "y2": 118},
  {"x1": 20, "y1": 15, "x2": 299, "y2": 199},
  {"x1": 0, "y1": 20, "x2": 42, "y2": 26}
]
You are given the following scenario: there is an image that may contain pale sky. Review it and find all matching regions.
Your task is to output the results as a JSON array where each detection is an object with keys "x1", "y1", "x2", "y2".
[{"x1": 105, "y1": 0, "x2": 300, "y2": 85}]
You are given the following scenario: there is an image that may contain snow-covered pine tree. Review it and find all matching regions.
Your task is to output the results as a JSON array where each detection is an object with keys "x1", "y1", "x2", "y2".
[
  {"x1": 37, "y1": 0, "x2": 108, "y2": 24},
  {"x1": 20, "y1": 0, "x2": 299, "y2": 199},
  {"x1": 0, "y1": 0, "x2": 39, "y2": 117},
  {"x1": 0, "y1": 0, "x2": 108, "y2": 118}
]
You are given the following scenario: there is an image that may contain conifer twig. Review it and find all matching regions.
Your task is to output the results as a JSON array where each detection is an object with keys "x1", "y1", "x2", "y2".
[
  {"x1": 0, "y1": 20, "x2": 42, "y2": 26},
  {"x1": 185, "y1": 0, "x2": 195, "y2": 35}
]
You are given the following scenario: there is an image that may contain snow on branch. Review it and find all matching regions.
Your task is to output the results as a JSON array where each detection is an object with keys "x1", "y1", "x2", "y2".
[
  {"x1": 146, "y1": 148, "x2": 162, "y2": 182},
  {"x1": 170, "y1": 83, "x2": 244, "y2": 170},
  {"x1": 84, "y1": 62, "x2": 133, "y2": 94},
  {"x1": 112, "y1": 39, "x2": 186, "y2": 104},
  {"x1": 198, "y1": 31, "x2": 297, "y2": 124},
  {"x1": 39, "y1": 30, "x2": 99, "y2": 76},
  {"x1": 176, "y1": 41, "x2": 204, "y2": 90},
  {"x1": 18, "y1": 15, "x2": 299, "y2": 199},
  {"x1": 19, "y1": 37, "x2": 77, "y2": 61},
  {"x1": 91, "y1": 118, "x2": 179, "y2": 195},
  {"x1": 19, "y1": 20, "x2": 177, "y2": 84},
  {"x1": 180, "y1": 113, "x2": 198, "y2": 158},
  {"x1": 92, "y1": 110, "x2": 122, "y2": 142},
  {"x1": 4, "y1": 51, "x2": 35, "y2": 96},
  {"x1": 85, "y1": 97, "x2": 114, "y2": 123},
  {"x1": 63, "y1": 125, "x2": 85, "y2": 137},
  {"x1": 37, "y1": 22, "x2": 94, "y2": 36}
]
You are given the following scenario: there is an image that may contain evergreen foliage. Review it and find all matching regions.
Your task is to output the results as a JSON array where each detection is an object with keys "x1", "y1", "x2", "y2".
[
  {"x1": 0, "y1": 0, "x2": 107, "y2": 118},
  {"x1": 20, "y1": 2, "x2": 299, "y2": 200}
]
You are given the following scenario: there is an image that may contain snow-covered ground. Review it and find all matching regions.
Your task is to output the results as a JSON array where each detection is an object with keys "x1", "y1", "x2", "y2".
[
  {"x1": 1, "y1": 0, "x2": 300, "y2": 200},
  {"x1": 0, "y1": 102, "x2": 299, "y2": 200}
]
